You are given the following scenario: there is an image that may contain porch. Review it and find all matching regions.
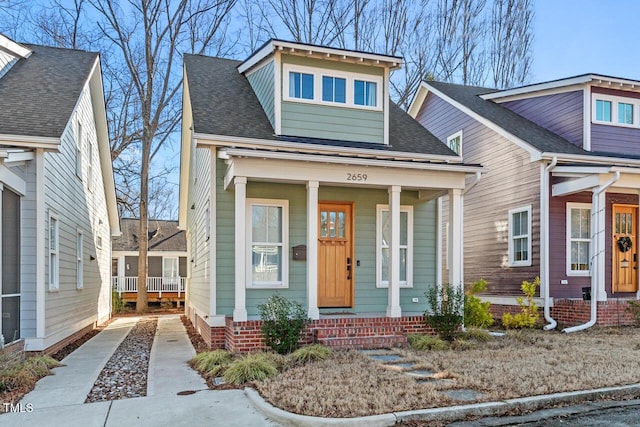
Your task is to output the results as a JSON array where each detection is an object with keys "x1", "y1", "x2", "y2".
[{"x1": 112, "y1": 276, "x2": 186, "y2": 303}]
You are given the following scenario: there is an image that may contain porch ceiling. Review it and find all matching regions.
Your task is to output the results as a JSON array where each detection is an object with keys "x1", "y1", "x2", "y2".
[{"x1": 552, "y1": 167, "x2": 640, "y2": 197}]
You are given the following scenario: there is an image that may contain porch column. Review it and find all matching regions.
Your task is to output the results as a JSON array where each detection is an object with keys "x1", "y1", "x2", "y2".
[
  {"x1": 448, "y1": 189, "x2": 463, "y2": 289},
  {"x1": 387, "y1": 185, "x2": 402, "y2": 318},
  {"x1": 593, "y1": 188, "x2": 607, "y2": 301},
  {"x1": 234, "y1": 176, "x2": 248, "y2": 321},
  {"x1": 307, "y1": 181, "x2": 320, "y2": 319}
]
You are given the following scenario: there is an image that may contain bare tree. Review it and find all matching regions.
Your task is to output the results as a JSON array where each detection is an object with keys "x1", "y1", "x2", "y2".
[
  {"x1": 491, "y1": 0, "x2": 533, "y2": 88},
  {"x1": 89, "y1": 0, "x2": 236, "y2": 313},
  {"x1": 0, "y1": 0, "x2": 29, "y2": 38}
]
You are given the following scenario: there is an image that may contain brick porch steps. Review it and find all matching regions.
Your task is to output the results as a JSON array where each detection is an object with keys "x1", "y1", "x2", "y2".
[
  {"x1": 313, "y1": 324, "x2": 408, "y2": 349},
  {"x1": 316, "y1": 334, "x2": 408, "y2": 349}
]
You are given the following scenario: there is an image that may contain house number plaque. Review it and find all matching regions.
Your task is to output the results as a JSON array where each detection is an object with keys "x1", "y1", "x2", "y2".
[{"x1": 346, "y1": 173, "x2": 368, "y2": 182}]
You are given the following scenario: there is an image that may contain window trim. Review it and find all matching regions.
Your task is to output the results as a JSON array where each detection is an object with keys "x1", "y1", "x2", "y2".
[
  {"x1": 163, "y1": 256, "x2": 179, "y2": 278},
  {"x1": 375, "y1": 204, "x2": 414, "y2": 288},
  {"x1": 566, "y1": 202, "x2": 591, "y2": 277},
  {"x1": 246, "y1": 198, "x2": 289, "y2": 289},
  {"x1": 446, "y1": 130, "x2": 463, "y2": 155},
  {"x1": 592, "y1": 93, "x2": 640, "y2": 128},
  {"x1": 282, "y1": 63, "x2": 383, "y2": 111},
  {"x1": 77, "y1": 229, "x2": 84, "y2": 289},
  {"x1": 48, "y1": 211, "x2": 59, "y2": 291},
  {"x1": 508, "y1": 205, "x2": 532, "y2": 267},
  {"x1": 76, "y1": 121, "x2": 82, "y2": 179},
  {"x1": 87, "y1": 139, "x2": 93, "y2": 192}
]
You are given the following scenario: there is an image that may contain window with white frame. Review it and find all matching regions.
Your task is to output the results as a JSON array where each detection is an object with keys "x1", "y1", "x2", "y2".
[
  {"x1": 595, "y1": 99, "x2": 612, "y2": 122},
  {"x1": 619, "y1": 102, "x2": 634, "y2": 124},
  {"x1": 77, "y1": 229, "x2": 83, "y2": 289},
  {"x1": 566, "y1": 203, "x2": 591, "y2": 275},
  {"x1": 49, "y1": 212, "x2": 59, "y2": 291},
  {"x1": 508, "y1": 206, "x2": 531, "y2": 267},
  {"x1": 76, "y1": 121, "x2": 82, "y2": 178},
  {"x1": 246, "y1": 199, "x2": 288, "y2": 288},
  {"x1": 447, "y1": 130, "x2": 462, "y2": 155},
  {"x1": 87, "y1": 139, "x2": 93, "y2": 192},
  {"x1": 376, "y1": 205, "x2": 413, "y2": 288},
  {"x1": 283, "y1": 64, "x2": 383, "y2": 111},
  {"x1": 592, "y1": 94, "x2": 640, "y2": 127}
]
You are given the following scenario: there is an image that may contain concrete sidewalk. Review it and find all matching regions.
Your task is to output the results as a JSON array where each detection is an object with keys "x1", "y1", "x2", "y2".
[{"x1": 2, "y1": 314, "x2": 280, "y2": 427}]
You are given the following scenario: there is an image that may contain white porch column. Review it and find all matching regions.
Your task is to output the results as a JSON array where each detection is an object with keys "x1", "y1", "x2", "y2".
[
  {"x1": 307, "y1": 181, "x2": 320, "y2": 320},
  {"x1": 387, "y1": 185, "x2": 402, "y2": 318},
  {"x1": 448, "y1": 189, "x2": 463, "y2": 289},
  {"x1": 233, "y1": 177, "x2": 248, "y2": 321},
  {"x1": 594, "y1": 188, "x2": 607, "y2": 301}
]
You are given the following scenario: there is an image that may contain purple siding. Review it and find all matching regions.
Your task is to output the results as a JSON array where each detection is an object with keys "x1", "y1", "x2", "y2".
[
  {"x1": 416, "y1": 93, "x2": 541, "y2": 296},
  {"x1": 590, "y1": 87, "x2": 640, "y2": 155},
  {"x1": 502, "y1": 90, "x2": 584, "y2": 147},
  {"x1": 549, "y1": 185, "x2": 639, "y2": 298}
]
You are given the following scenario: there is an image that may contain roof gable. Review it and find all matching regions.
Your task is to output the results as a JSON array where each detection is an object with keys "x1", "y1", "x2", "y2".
[{"x1": 113, "y1": 219, "x2": 186, "y2": 252}]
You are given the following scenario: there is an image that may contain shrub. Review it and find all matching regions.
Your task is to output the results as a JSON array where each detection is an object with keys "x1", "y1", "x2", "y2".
[
  {"x1": 112, "y1": 291, "x2": 128, "y2": 314},
  {"x1": 407, "y1": 334, "x2": 449, "y2": 351},
  {"x1": 626, "y1": 300, "x2": 640, "y2": 327},
  {"x1": 190, "y1": 350, "x2": 232, "y2": 377},
  {"x1": 502, "y1": 277, "x2": 541, "y2": 329},
  {"x1": 290, "y1": 344, "x2": 332, "y2": 364},
  {"x1": 424, "y1": 284, "x2": 465, "y2": 341},
  {"x1": 464, "y1": 279, "x2": 494, "y2": 328},
  {"x1": 223, "y1": 352, "x2": 279, "y2": 384},
  {"x1": 460, "y1": 327, "x2": 492, "y2": 342},
  {"x1": 0, "y1": 355, "x2": 60, "y2": 393},
  {"x1": 258, "y1": 294, "x2": 309, "y2": 354}
]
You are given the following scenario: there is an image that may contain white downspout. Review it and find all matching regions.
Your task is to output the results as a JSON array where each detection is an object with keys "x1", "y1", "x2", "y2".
[
  {"x1": 563, "y1": 171, "x2": 620, "y2": 333},
  {"x1": 543, "y1": 157, "x2": 558, "y2": 330}
]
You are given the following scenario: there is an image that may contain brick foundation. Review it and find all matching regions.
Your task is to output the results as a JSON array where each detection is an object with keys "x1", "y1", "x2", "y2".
[{"x1": 191, "y1": 314, "x2": 433, "y2": 352}]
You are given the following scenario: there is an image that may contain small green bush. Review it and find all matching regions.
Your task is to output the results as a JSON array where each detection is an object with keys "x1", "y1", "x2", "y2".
[
  {"x1": 290, "y1": 344, "x2": 332, "y2": 364},
  {"x1": 407, "y1": 334, "x2": 449, "y2": 351},
  {"x1": 424, "y1": 284, "x2": 465, "y2": 341},
  {"x1": 112, "y1": 291, "x2": 128, "y2": 314},
  {"x1": 223, "y1": 352, "x2": 279, "y2": 384},
  {"x1": 502, "y1": 277, "x2": 541, "y2": 329},
  {"x1": 190, "y1": 350, "x2": 232, "y2": 377},
  {"x1": 258, "y1": 294, "x2": 309, "y2": 354},
  {"x1": 464, "y1": 279, "x2": 494, "y2": 328}
]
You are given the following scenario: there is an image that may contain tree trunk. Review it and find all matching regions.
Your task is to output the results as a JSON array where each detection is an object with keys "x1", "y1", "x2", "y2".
[{"x1": 136, "y1": 131, "x2": 151, "y2": 313}]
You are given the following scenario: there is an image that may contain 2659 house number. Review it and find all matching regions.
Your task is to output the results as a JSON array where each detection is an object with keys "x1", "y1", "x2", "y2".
[{"x1": 346, "y1": 173, "x2": 368, "y2": 182}]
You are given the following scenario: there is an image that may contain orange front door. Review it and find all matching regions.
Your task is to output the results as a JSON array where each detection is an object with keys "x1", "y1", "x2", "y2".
[
  {"x1": 318, "y1": 202, "x2": 353, "y2": 307},
  {"x1": 612, "y1": 204, "x2": 638, "y2": 293}
]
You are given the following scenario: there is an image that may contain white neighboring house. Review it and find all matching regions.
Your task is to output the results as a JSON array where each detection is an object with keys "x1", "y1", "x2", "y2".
[{"x1": 0, "y1": 35, "x2": 120, "y2": 352}]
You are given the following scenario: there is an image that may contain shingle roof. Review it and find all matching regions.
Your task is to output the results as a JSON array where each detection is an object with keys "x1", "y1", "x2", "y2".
[
  {"x1": 426, "y1": 80, "x2": 590, "y2": 156},
  {"x1": 184, "y1": 54, "x2": 457, "y2": 157},
  {"x1": 113, "y1": 219, "x2": 186, "y2": 252},
  {"x1": 0, "y1": 43, "x2": 97, "y2": 138}
]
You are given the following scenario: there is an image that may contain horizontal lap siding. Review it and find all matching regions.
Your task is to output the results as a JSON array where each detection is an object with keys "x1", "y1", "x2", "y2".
[
  {"x1": 591, "y1": 87, "x2": 640, "y2": 156},
  {"x1": 416, "y1": 93, "x2": 540, "y2": 296},
  {"x1": 246, "y1": 60, "x2": 275, "y2": 127},
  {"x1": 0, "y1": 50, "x2": 17, "y2": 79},
  {"x1": 502, "y1": 90, "x2": 584, "y2": 146},
  {"x1": 19, "y1": 162, "x2": 37, "y2": 339}
]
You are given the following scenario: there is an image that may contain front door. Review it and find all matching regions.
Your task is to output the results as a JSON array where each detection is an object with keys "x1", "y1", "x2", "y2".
[
  {"x1": 318, "y1": 202, "x2": 353, "y2": 307},
  {"x1": 613, "y1": 204, "x2": 638, "y2": 293}
]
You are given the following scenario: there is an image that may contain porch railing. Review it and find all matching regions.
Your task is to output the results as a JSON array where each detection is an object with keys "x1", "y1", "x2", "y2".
[{"x1": 111, "y1": 276, "x2": 186, "y2": 298}]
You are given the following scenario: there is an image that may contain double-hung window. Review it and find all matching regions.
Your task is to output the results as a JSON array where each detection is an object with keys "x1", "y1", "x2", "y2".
[
  {"x1": 354, "y1": 79, "x2": 377, "y2": 107},
  {"x1": 289, "y1": 71, "x2": 314, "y2": 100},
  {"x1": 247, "y1": 199, "x2": 288, "y2": 288},
  {"x1": 566, "y1": 203, "x2": 591, "y2": 275},
  {"x1": 49, "y1": 212, "x2": 59, "y2": 291},
  {"x1": 77, "y1": 230, "x2": 83, "y2": 289},
  {"x1": 508, "y1": 206, "x2": 531, "y2": 267},
  {"x1": 76, "y1": 122, "x2": 82, "y2": 178},
  {"x1": 376, "y1": 205, "x2": 413, "y2": 288},
  {"x1": 322, "y1": 76, "x2": 346, "y2": 103}
]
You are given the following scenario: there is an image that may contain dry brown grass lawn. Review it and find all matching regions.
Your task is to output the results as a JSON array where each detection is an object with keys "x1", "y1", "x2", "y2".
[{"x1": 256, "y1": 327, "x2": 640, "y2": 418}]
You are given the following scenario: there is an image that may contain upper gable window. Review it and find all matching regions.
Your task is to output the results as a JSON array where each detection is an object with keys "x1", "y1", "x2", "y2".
[
  {"x1": 289, "y1": 71, "x2": 314, "y2": 100},
  {"x1": 447, "y1": 131, "x2": 462, "y2": 155},
  {"x1": 595, "y1": 99, "x2": 611, "y2": 122},
  {"x1": 592, "y1": 94, "x2": 640, "y2": 128},
  {"x1": 619, "y1": 102, "x2": 634, "y2": 124},
  {"x1": 354, "y1": 80, "x2": 377, "y2": 107},
  {"x1": 322, "y1": 76, "x2": 346, "y2": 103}
]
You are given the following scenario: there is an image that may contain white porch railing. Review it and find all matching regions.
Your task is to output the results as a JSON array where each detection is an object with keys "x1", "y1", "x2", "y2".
[{"x1": 111, "y1": 277, "x2": 186, "y2": 298}]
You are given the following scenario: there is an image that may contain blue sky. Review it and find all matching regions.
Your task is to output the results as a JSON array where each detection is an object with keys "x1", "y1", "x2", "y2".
[{"x1": 532, "y1": 0, "x2": 640, "y2": 82}]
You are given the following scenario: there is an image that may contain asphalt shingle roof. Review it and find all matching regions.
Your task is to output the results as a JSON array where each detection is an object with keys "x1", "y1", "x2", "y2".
[
  {"x1": 0, "y1": 43, "x2": 98, "y2": 138},
  {"x1": 426, "y1": 80, "x2": 590, "y2": 156},
  {"x1": 113, "y1": 219, "x2": 186, "y2": 252},
  {"x1": 184, "y1": 54, "x2": 458, "y2": 157}
]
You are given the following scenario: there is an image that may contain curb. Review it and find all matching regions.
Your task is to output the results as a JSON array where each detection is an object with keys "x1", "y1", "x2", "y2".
[{"x1": 245, "y1": 383, "x2": 640, "y2": 426}]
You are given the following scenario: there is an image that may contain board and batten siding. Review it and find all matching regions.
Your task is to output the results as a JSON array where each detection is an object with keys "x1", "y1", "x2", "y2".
[
  {"x1": 416, "y1": 93, "x2": 541, "y2": 296},
  {"x1": 0, "y1": 49, "x2": 17, "y2": 79},
  {"x1": 246, "y1": 60, "x2": 275, "y2": 127},
  {"x1": 186, "y1": 146, "x2": 213, "y2": 322},
  {"x1": 214, "y1": 163, "x2": 437, "y2": 316},
  {"x1": 43, "y1": 85, "x2": 111, "y2": 350},
  {"x1": 502, "y1": 90, "x2": 584, "y2": 147},
  {"x1": 279, "y1": 54, "x2": 384, "y2": 144}
]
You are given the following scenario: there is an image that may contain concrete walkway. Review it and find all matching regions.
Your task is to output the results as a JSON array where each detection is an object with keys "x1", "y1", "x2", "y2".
[{"x1": 2, "y1": 315, "x2": 280, "y2": 427}]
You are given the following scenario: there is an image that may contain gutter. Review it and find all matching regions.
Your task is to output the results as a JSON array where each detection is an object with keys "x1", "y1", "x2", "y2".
[
  {"x1": 543, "y1": 157, "x2": 558, "y2": 330},
  {"x1": 563, "y1": 171, "x2": 620, "y2": 333},
  {"x1": 463, "y1": 171, "x2": 482, "y2": 195}
]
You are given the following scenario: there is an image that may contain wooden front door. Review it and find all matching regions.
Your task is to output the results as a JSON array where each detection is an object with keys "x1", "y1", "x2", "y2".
[
  {"x1": 613, "y1": 204, "x2": 638, "y2": 293},
  {"x1": 318, "y1": 202, "x2": 353, "y2": 307}
]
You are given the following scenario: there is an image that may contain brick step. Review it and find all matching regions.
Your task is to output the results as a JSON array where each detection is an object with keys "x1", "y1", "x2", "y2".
[
  {"x1": 317, "y1": 335, "x2": 408, "y2": 350},
  {"x1": 313, "y1": 325, "x2": 404, "y2": 339}
]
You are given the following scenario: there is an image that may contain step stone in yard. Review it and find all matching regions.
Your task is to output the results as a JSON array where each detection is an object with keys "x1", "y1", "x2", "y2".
[
  {"x1": 383, "y1": 362, "x2": 415, "y2": 370},
  {"x1": 368, "y1": 354, "x2": 403, "y2": 362}
]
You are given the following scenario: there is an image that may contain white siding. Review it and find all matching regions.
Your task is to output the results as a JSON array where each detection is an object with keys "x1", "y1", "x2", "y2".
[
  {"x1": 186, "y1": 146, "x2": 213, "y2": 323},
  {"x1": 0, "y1": 50, "x2": 17, "y2": 79},
  {"x1": 42, "y1": 85, "x2": 112, "y2": 349},
  {"x1": 18, "y1": 162, "x2": 38, "y2": 339}
]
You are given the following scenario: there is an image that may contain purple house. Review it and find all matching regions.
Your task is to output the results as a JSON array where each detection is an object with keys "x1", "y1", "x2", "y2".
[{"x1": 410, "y1": 74, "x2": 640, "y2": 330}]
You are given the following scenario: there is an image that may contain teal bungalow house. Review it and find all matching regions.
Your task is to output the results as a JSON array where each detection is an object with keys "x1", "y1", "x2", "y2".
[{"x1": 179, "y1": 40, "x2": 483, "y2": 351}]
